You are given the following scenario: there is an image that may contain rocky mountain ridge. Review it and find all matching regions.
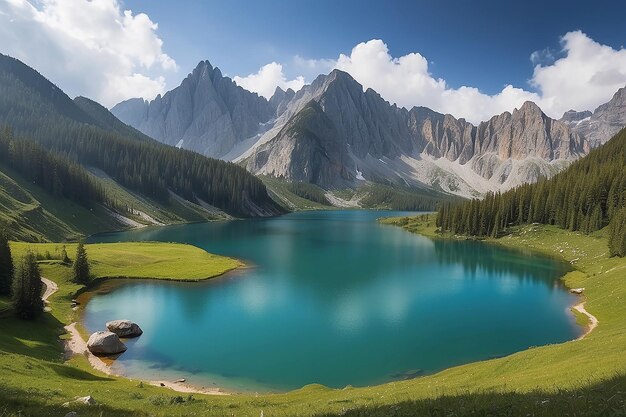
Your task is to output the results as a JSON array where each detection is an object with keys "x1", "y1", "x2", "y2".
[
  {"x1": 114, "y1": 61, "x2": 625, "y2": 198},
  {"x1": 112, "y1": 61, "x2": 278, "y2": 158},
  {"x1": 564, "y1": 87, "x2": 626, "y2": 148},
  {"x1": 244, "y1": 70, "x2": 587, "y2": 194}
]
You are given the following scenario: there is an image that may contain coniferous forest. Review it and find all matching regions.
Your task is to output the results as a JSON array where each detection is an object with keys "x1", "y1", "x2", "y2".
[
  {"x1": 0, "y1": 54, "x2": 282, "y2": 217},
  {"x1": 0, "y1": 127, "x2": 107, "y2": 206},
  {"x1": 436, "y1": 129, "x2": 626, "y2": 256}
]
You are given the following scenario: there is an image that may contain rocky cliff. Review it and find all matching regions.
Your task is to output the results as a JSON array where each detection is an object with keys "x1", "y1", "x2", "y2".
[
  {"x1": 115, "y1": 61, "x2": 617, "y2": 198},
  {"x1": 111, "y1": 61, "x2": 274, "y2": 158},
  {"x1": 566, "y1": 87, "x2": 626, "y2": 148},
  {"x1": 244, "y1": 70, "x2": 586, "y2": 195}
]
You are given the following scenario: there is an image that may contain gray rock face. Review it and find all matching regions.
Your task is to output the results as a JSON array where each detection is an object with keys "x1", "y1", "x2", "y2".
[
  {"x1": 111, "y1": 61, "x2": 274, "y2": 158},
  {"x1": 568, "y1": 87, "x2": 626, "y2": 147},
  {"x1": 106, "y1": 320, "x2": 143, "y2": 338},
  {"x1": 561, "y1": 109, "x2": 592, "y2": 126},
  {"x1": 248, "y1": 101, "x2": 354, "y2": 187},
  {"x1": 115, "y1": 61, "x2": 616, "y2": 197},
  {"x1": 246, "y1": 70, "x2": 586, "y2": 193},
  {"x1": 269, "y1": 86, "x2": 295, "y2": 117},
  {"x1": 87, "y1": 331, "x2": 127, "y2": 355}
]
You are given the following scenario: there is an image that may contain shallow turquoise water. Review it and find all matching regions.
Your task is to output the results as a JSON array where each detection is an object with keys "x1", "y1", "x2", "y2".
[{"x1": 85, "y1": 210, "x2": 579, "y2": 392}]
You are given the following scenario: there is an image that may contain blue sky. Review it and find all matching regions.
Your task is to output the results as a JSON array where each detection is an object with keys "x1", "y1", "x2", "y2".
[
  {"x1": 123, "y1": 0, "x2": 626, "y2": 94},
  {"x1": 1, "y1": 0, "x2": 626, "y2": 122}
]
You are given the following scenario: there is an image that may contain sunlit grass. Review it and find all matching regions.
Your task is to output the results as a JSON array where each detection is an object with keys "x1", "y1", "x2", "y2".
[{"x1": 0, "y1": 222, "x2": 624, "y2": 416}]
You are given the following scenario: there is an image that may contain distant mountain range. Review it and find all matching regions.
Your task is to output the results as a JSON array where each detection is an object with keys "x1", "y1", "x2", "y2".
[
  {"x1": 113, "y1": 61, "x2": 626, "y2": 198},
  {"x1": 560, "y1": 86, "x2": 626, "y2": 149}
]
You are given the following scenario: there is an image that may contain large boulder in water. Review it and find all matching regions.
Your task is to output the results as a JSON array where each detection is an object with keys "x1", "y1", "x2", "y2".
[
  {"x1": 87, "y1": 331, "x2": 127, "y2": 355},
  {"x1": 106, "y1": 319, "x2": 143, "y2": 338}
]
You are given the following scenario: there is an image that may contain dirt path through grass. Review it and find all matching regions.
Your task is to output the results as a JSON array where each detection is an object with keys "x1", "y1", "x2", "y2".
[
  {"x1": 41, "y1": 277, "x2": 58, "y2": 302},
  {"x1": 573, "y1": 302, "x2": 599, "y2": 340}
]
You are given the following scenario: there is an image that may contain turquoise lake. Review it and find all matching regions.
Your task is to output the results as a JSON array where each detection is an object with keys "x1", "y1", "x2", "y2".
[{"x1": 85, "y1": 210, "x2": 580, "y2": 392}]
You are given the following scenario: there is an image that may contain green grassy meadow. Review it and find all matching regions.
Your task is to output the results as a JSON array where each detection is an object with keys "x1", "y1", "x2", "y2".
[{"x1": 0, "y1": 223, "x2": 625, "y2": 416}]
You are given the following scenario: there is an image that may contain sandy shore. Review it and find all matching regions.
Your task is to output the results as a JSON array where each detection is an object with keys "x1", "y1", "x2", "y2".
[
  {"x1": 573, "y1": 301, "x2": 599, "y2": 340},
  {"x1": 40, "y1": 277, "x2": 228, "y2": 396},
  {"x1": 63, "y1": 322, "x2": 228, "y2": 395}
]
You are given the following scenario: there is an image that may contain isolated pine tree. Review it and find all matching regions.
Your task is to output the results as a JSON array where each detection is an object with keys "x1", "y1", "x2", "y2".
[
  {"x1": 0, "y1": 230, "x2": 14, "y2": 296},
  {"x1": 12, "y1": 251, "x2": 43, "y2": 320},
  {"x1": 73, "y1": 242, "x2": 91, "y2": 284},
  {"x1": 60, "y1": 245, "x2": 70, "y2": 264}
]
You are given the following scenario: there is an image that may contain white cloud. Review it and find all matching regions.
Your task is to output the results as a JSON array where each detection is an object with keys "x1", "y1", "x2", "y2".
[
  {"x1": 246, "y1": 32, "x2": 625, "y2": 124},
  {"x1": 233, "y1": 62, "x2": 305, "y2": 99},
  {"x1": 0, "y1": 0, "x2": 177, "y2": 107},
  {"x1": 531, "y1": 30, "x2": 626, "y2": 117},
  {"x1": 330, "y1": 39, "x2": 539, "y2": 123}
]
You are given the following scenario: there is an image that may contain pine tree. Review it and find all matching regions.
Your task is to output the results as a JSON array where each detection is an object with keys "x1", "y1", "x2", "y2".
[
  {"x1": 73, "y1": 242, "x2": 91, "y2": 284},
  {"x1": 0, "y1": 230, "x2": 13, "y2": 296},
  {"x1": 12, "y1": 251, "x2": 43, "y2": 320},
  {"x1": 60, "y1": 245, "x2": 70, "y2": 264}
]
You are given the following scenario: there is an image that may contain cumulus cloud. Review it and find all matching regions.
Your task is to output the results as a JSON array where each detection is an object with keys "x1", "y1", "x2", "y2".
[
  {"x1": 243, "y1": 32, "x2": 626, "y2": 124},
  {"x1": 0, "y1": 0, "x2": 177, "y2": 107},
  {"x1": 233, "y1": 62, "x2": 305, "y2": 99},
  {"x1": 332, "y1": 33, "x2": 626, "y2": 122},
  {"x1": 332, "y1": 39, "x2": 539, "y2": 123},
  {"x1": 531, "y1": 30, "x2": 626, "y2": 117}
]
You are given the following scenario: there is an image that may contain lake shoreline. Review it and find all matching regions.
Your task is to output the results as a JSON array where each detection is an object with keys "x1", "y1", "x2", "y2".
[
  {"x1": 63, "y1": 322, "x2": 231, "y2": 396},
  {"x1": 73, "y1": 211, "x2": 581, "y2": 395},
  {"x1": 380, "y1": 215, "x2": 599, "y2": 341}
]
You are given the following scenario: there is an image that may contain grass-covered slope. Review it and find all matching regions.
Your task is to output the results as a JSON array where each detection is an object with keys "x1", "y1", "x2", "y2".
[
  {"x1": 0, "y1": 224, "x2": 624, "y2": 416},
  {"x1": 11, "y1": 242, "x2": 241, "y2": 283},
  {"x1": 0, "y1": 163, "x2": 124, "y2": 241},
  {"x1": 0, "y1": 53, "x2": 283, "y2": 219}
]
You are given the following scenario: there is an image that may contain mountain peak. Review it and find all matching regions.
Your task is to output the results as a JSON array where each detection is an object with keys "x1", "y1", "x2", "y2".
[
  {"x1": 560, "y1": 109, "x2": 592, "y2": 123},
  {"x1": 189, "y1": 60, "x2": 218, "y2": 81},
  {"x1": 194, "y1": 60, "x2": 214, "y2": 72},
  {"x1": 272, "y1": 86, "x2": 285, "y2": 97},
  {"x1": 609, "y1": 86, "x2": 626, "y2": 103},
  {"x1": 517, "y1": 101, "x2": 544, "y2": 115},
  {"x1": 326, "y1": 69, "x2": 356, "y2": 83},
  {"x1": 320, "y1": 69, "x2": 363, "y2": 94}
]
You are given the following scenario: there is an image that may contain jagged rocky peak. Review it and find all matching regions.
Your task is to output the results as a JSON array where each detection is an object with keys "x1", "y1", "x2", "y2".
[
  {"x1": 111, "y1": 59, "x2": 274, "y2": 159},
  {"x1": 561, "y1": 109, "x2": 592, "y2": 125},
  {"x1": 246, "y1": 100, "x2": 354, "y2": 187},
  {"x1": 570, "y1": 85, "x2": 626, "y2": 147},
  {"x1": 474, "y1": 100, "x2": 581, "y2": 160},
  {"x1": 516, "y1": 100, "x2": 546, "y2": 117},
  {"x1": 269, "y1": 86, "x2": 295, "y2": 117}
]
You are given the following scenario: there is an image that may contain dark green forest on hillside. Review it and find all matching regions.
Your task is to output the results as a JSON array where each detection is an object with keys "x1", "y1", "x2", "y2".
[
  {"x1": 0, "y1": 127, "x2": 107, "y2": 206},
  {"x1": 0, "y1": 54, "x2": 282, "y2": 217},
  {"x1": 436, "y1": 129, "x2": 626, "y2": 256}
]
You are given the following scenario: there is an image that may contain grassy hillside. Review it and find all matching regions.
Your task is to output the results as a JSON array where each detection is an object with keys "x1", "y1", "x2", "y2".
[
  {"x1": 261, "y1": 176, "x2": 332, "y2": 210},
  {"x1": 0, "y1": 160, "x2": 231, "y2": 242},
  {"x1": 0, "y1": 223, "x2": 624, "y2": 416},
  {"x1": 0, "y1": 163, "x2": 124, "y2": 241},
  {"x1": 0, "y1": 53, "x2": 283, "y2": 220}
]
